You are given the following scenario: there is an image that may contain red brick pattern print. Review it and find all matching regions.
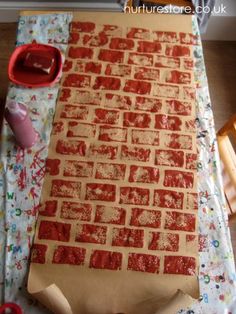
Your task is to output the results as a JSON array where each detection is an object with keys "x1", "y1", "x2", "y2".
[{"x1": 33, "y1": 18, "x2": 198, "y2": 279}]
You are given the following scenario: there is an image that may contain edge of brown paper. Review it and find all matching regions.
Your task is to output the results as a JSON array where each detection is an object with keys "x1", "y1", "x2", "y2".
[{"x1": 28, "y1": 273, "x2": 196, "y2": 314}]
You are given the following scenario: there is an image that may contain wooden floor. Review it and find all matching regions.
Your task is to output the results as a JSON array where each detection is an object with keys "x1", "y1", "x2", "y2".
[{"x1": 0, "y1": 23, "x2": 236, "y2": 260}]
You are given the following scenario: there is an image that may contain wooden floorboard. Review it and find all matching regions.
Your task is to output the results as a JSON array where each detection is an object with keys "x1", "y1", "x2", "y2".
[{"x1": 0, "y1": 23, "x2": 235, "y2": 262}]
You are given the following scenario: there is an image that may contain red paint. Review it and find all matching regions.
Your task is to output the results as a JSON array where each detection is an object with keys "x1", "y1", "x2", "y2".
[
  {"x1": 155, "y1": 149, "x2": 184, "y2": 167},
  {"x1": 76, "y1": 223, "x2": 107, "y2": 244},
  {"x1": 134, "y1": 67, "x2": 160, "y2": 81},
  {"x1": 128, "y1": 52, "x2": 153, "y2": 66},
  {"x1": 83, "y1": 32, "x2": 108, "y2": 47},
  {"x1": 50, "y1": 179, "x2": 81, "y2": 198},
  {"x1": 59, "y1": 88, "x2": 71, "y2": 102},
  {"x1": 153, "y1": 189, "x2": 184, "y2": 209},
  {"x1": 95, "y1": 162, "x2": 126, "y2": 180},
  {"x1": 130, "y1": 208, "x2": 161, "y2": 228},
  {"x1": 112, "y1": 227, "x2": 144, "y2": 248},
  {"x1": 60, "y1": 105, "x2": 88, "y2": 120},
  {"x1": 164, "y1": 256, "x2": 196, "y2": 275},
  {"x1": 63, "y1": 60, "x2": 73, "y2": 72},
  {"x1": 99, "y1": 125, "x2": 127, "y2": 142},
  {"x1": 52, "y1": 121, "x2": 64, "y2": 135},
  {"x1": 153, "y1": 83, "x2": 180, "y2": 99},
  {"x1": 98, "y1": 49, "x2": 124, "y2": 63},
  {"x1": 105, "y1": 64, "x2": 131, "y2": 77},
  {"x1": 86, "y1": 183, "x2": 116, "y2": 202},
  {"x1": 137, "y1": 41, "x2": 162, "y2": 53},
  {"x1": 110, "y1": 37, "x2": 134, "y2": 50},
  {"x1": 186, "y1": 153, "x2": 197, "y2": 170},
  {"x1": 164, "y1": 133, "x2": 193, "y2": 150},
  {"x1": 129, "y1": 165, "x2": 159, "y2": 183},
  {"x1": 90, "y1": 250, "x2": 122, "y2": 270},
  {"x1": 63, "y1": 74, "x2": 91, "y2": 88},
  {"x1": 105, "y1": 93, "x2": 132, "y2": 110},
  {"x1": 128, "y1": 253, "x2": 160, "y2": 273},
  {"x1": 155, "y1": 56, "x2": 180, "y2": 69},
  {"x1": 183, "y1": 86, "x2": 196, "y2": 101},
  {"x1": 165, "y1": 100, "x2": 192, "y2": 116},
  {"x1": 69, "y1": 32, "x2": 80, "y2": 44},
  {"x1": 39, "y1": 200, "x2": 57, "y2": 217},
  {"x1": 53, "y1": 245, "x2": 86, "y2": 265},
  {"x1": 94, "y1": 108, "x2": 120, "y2": 125},
  {"x1": 75, "y1": 61, "x2": 102, "y2": 74},
  {"x1": 74, "y1": 90, "x2": 101, "y2": 105},
  {"x1": 121, "y1": 145, "x2": 151, "y2": 162},
  {"x1": 45, "y1": 159, "x2": 60, "y2": 175},
  {"x1": 56, "y1": 139, "x2": 86, "y2": 156},
  {"x1": 95, "y1": 205, "x2": 126, "y2": 225},
  {"x1": 187, "y1": 192, "x2": 198, "y2": 210},
  {"x1": 165, "y1": 45, "x2": 191, "y2": 57},
  {"x1": 71, "y1": 21, "x2": 95, "y2": 33},
  {"x1": 135, "y1": 96, "x2": 162, "y2": 113},
  {"x1": 67, "y1": 122, "x2": 96, "y2": 138},
  {"x1": 120, "y1": 186, "x2": 150, "y2": 205},
  {"x1": 180, "y1": 32, "x2": 199, "y2": 45},
  {"x1": 164, "y1": 170, "x2": 194, "y2": 188},
  {"x1": 123, "y1": 112, "x2": 151, "y2": 128},
  {"x1": 61, "y1": 201, "x2": 92, "y2": 221},
  {"x1": 131, "y1": 129, "x2": 159, "y2": 146},
  {"x1": 153, "y1": 31, "x2": 179, "y2": 43},
  {"x1": 63, "y1": 160, "x2": 94, "y2": 177},
  {"x1": 149, "y1": 232, "x2": 179, "y2": 251},
  {"x1": 126, "y1": 27, "x2": 150, "y2": 40},
  {"x1": 123, "y1": 80, "x2": 151, "y2": 95},
  {"x1": 93, "y1": 76, "x2": 121, "y2": 90},
  {"x1": 88, "y1": 143, "x2": 118, "y2": 160},
  {"x1": 155, "y1": 114, "x2": 182, "y2": 131},
  {"x1": 38, "y1": 220, "x2": 71, "y2": 242},
  {"x1": 198, "y1": 235, "x2": 208, "y2": 252},
  {"x1": 165, "y1": 70, "x2": 191, "y2": 84},
  {"x1": 164, "y1": 211, "x2": 196, "y2": 232},
  {"x1": 31, "y1": 244, "x2": 47, "y2": 263}
]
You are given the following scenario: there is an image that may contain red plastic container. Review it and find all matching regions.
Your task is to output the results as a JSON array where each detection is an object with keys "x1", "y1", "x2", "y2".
[{"x1": 8, "y1": 43, "x2": 63, "y2": 88}]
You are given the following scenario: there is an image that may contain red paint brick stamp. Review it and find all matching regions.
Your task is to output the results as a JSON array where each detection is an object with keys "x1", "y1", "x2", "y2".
[
  {"x1": 76, "y1": 224, "x2": 107, "y2": 244},
  {"x1": 155, "y1": 114, "x2": 182, "y2": 131},
  {"x1": 61, "y1": 201, "x2": 92, "y2": 221},
  {"x1": 39, "y1": 200, "x2": 57, "y2": 217},
  {"x1": 120, "y1": 186, "x2": 149, "y2": 205},
  {"x1": 149, "y1": 232, "x2": 179, "y2": 251},
  {"x1": 137, "y1": 41, "x2": 162, "y2": 53},
  {"x1": 128, "y1": 253, "x2": 160, "y2": 273},
  {"x1": 88, "y1": 143, "x2": 118, "y2": 160},
  {"x1": 112, "y1": 227, "x2": 144, "y2": 248},
  {"x1": 67, "y1": 122, "x2": 96, "y2": 138},
  {"x1": 131, "y1": 129, "x2": 159, "y2": 146},
  {"x1": 124, "y1": 80, "x2": 151, "y2": 95},
  {"x1": 50, "y1": 179, "x2": 81, "y2": 198},
  {"x1": 155, "y1": 149, "x2": 184, "y2": 167},
  {"x1": 90, "y1": 250, "x2": 122, "y2": 270},
  {"x1": 93, "y1": 76, "x2": 121, "y2": 90},
  {"x1": 94, "y1": 108, "x2": 120, "y2": 125},
  {"x1": 128, "y1": 52, "x2": 153, "y2": 66},
  {"x1": 95, "y1": 162, "x2": 126, "y2": 180},
  {"x1": 68, "y1": 46, "x2": 93, "y2": 59},
  {"x1": 164, "y1": 211, "x2": 196, "y2": 232},
  {"x1": 165, "y1": 100, "x2": 192, "y2": 116},
  {"x1": 134, "y1": 67, "x2": 160, "y2": 81},
  {"x1": 127, "y1": 27, "x2": 150, "y2": 40},
  {"x1": 60, "y1": 105, "x2": 88, "y2": 120},
  {"x1": 31, "y1": 244, "x2": 47, "y2": 264},
  {"x1": 95, "y1": 205, "x2": 126, "y2": 225},
  {"x1": 135, "y1": 96, "x2": 162, "y2": 112},
  {"x1": 121, "y1": 145, "x2": 151, "y2": 162},
  {"x1": 53, "y1": 246, "x2": 86, "y2": 265},
  {"x1": 105, "y1": 64, "x2": 131, "y2": 77},
  {"x1": 63, "y1": 160, "x2": 94, "y2": 177},
  {"x1": 164, "y1": 170, "x2": 194, "y2": 188},
  {"x1": 45, "y1": 159, "x2": 60, "y2": 175},
  {"x1": 105, "y1": 93, "x2": 132, "y2": 110},
  {"x1": 129, "y1": 165, "x2": 159, "y2": 183},
  {"x1": 123, "y1": 112, "x2": 151, "y2": 128},
  {"x1": 63, "y1": 74, "x2": 91, "y2": 88},
  {"x1": 99, "y1": 125, "x2": 127, "y2": 142},
  {"x1": 153, "y1": 189, "x2": 184, "y2": 209},
  {"x1": 164, "y1": 256, "x2": 196, "y2": 275},
  {"x1": 86, "y1": 183, "x2": 116, "y2": 202},
  {"x1": 56, "y1": 139, "x2": 86, "y2": 156},
  {"x1": 38, "y1": 220, "x2": 71, "y2": 242},
  {"x1": 110, "y1": 37, "x2": 135, "y2": 50},
  {"x1": 98, "y1": 49, "x2": 124, "y2": 63},
  {"x1": 130, "y1": 208, "x2": 161, "y2": 228}
]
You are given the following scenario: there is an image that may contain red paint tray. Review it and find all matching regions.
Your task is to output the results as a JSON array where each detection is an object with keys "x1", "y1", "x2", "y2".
[{"x1": 8, "y1": 43, "x2": 62, "y2": 88}]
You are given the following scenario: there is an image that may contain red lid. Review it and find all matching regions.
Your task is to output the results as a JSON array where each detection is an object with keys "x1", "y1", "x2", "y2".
[
  {"x1": 8, "y1": 43, "x2": 63, "y2": 88},
  {"x1": 0, "y1": 303, "x2": 22, "y2": 314}
]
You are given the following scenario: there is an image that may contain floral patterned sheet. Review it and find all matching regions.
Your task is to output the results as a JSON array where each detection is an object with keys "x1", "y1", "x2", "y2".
[{"x1": 0, "y1": 12, "x2": 235, "y2": 314}]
